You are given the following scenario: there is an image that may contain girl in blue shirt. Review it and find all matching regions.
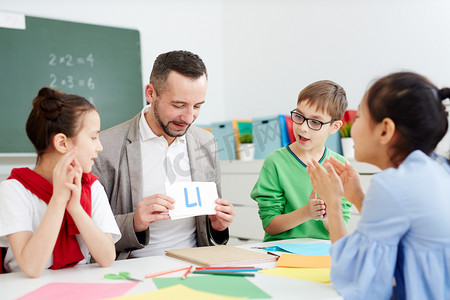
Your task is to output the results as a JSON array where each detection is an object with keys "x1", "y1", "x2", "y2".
[{"x1": 307, "y1": 72, "x2": 450, "y2": 300}]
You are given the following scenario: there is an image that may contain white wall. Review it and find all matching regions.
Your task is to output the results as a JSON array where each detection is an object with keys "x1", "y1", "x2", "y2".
[
  {"x1": 2, "y1": 0, "x2": 450, "y2": 123},
  {"x1": 1, "y1": 0, "x2": 449, "y2": 165},
  {"x1": 0, "y1": 0, "x2": 225, "y2": 125},
  {"x1": 223, "y1": 0, "x2": 450, "y2": 118}
]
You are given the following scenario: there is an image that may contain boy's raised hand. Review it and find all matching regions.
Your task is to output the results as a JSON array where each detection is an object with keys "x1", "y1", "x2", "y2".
[{"x1": 307, "y1": 190, "x2": 327, "y2": 220}]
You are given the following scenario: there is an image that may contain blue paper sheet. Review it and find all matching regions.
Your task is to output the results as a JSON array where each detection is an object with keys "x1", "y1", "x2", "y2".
[{"x1": 274, "y1": 243, "x2": 331, "y2": 256}]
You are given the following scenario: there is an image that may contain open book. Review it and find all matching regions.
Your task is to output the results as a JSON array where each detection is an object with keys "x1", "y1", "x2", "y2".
[{"x1": 165, "y1": 245, "x2": 277, "y2": 267}]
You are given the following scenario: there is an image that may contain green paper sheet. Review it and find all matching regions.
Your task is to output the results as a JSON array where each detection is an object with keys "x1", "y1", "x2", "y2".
[{"x1": 153, "y1": 275, "x2": 271, "y2": 299}]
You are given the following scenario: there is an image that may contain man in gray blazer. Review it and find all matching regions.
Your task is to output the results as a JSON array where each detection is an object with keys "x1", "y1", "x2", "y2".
[{"x1": 93, "y1": 50, "x2": 234, "y2": 259}]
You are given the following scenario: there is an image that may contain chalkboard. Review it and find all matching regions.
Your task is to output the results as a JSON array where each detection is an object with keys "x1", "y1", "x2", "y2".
[{"x1": 0, "y1": 14, "x2": 143, "y2": 153}]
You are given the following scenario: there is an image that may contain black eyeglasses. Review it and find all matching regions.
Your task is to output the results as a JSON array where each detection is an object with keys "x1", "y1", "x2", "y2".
[{"x1": 290, "y1": 110, "x2": 336, "y2": 131}]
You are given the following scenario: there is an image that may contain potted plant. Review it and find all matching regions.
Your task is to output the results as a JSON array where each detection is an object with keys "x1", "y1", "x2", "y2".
[
  {"x1": 339, "y1": 110, "x2": 357, "y2": 158},
  {"x1": 238, "y1": 132, "x2": 255, "y2": 160}
]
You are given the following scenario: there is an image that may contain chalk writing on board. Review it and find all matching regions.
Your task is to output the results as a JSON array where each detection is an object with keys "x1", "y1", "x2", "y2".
[
  {"x1": 47, "y1": 53, "x2": 96, "y2": 102},
  {"x1": 0, "y1": 15, "x2": 143, "y2": 153},
  {"x1": 48, "y1": 53, "x2": 94, "y2": 68},
  {"x1": 49, "y1": 74, "x2": 95, "y2": 90}
]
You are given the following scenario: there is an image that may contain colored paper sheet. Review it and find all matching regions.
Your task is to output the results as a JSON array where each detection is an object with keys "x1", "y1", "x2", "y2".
[
  {"x1": 17, "y1": 282, "x2": 138, "y2": 300},
  {"x1": 276, "y1": 254, "x2": 331, "y2": 268},
  {"x1": 166, "y1": 182, "x2": 217, "y2": 220},
  {"x1": 0, "y1": 11, "x2": 26, "y2": 30},
  {"x1": 110, "y1": 284, "x2": 247, "y2": 300},
  {"x1": 274, "y1": 243, "x2": 331, "y2": 256},
  {"x1": 262, "y1": 246, "x2": 285, "y2": 252},
  {"x1": 259, "y1": 267, "x2": 331, "y2": 283},
  {"x1": 153, "y1": 275, "x2": 270, "y2": 299}
]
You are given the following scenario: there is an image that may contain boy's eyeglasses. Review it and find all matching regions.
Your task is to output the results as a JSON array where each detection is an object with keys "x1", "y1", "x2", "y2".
[{"x1": 290, "y1": 110, "x2": 336, "y2": 131}]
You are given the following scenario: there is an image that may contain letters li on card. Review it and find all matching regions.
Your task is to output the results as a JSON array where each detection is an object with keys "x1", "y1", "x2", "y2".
[{"x1": 166, "y1": 182, "x2": 218, "y2": 220}]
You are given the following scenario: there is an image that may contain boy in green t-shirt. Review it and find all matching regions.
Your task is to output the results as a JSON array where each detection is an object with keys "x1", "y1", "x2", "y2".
[{"x1": 251, "y1": 80, "x2": 352, "y2": 242}]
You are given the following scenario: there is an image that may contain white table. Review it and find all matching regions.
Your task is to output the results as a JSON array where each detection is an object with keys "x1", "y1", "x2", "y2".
[{"x1": 0, "y1": 239, "x2": 342, "y2": 300}]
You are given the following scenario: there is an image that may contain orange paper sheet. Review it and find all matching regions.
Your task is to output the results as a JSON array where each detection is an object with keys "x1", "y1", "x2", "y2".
[
  {"x1": 276, "y1": 254, "x2": 331, "y2": 268},
  {"x1": 259, "y1": 267, "x2": 331, "y2": 283}
]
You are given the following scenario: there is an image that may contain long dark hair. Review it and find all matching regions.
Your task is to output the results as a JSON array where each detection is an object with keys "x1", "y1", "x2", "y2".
[{"x1": 365, "y1": 72, "x2": 449, "y2": 166}]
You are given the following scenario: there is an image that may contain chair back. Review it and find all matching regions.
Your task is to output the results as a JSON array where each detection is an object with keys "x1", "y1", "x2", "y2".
[{"x1": 1, "y1": 247, "x2": 6, "y2": 274}]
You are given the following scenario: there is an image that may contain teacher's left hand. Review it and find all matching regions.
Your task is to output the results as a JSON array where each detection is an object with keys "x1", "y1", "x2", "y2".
[{"x1": 209, "y1": 198, "x2": 235, "y2": 231}]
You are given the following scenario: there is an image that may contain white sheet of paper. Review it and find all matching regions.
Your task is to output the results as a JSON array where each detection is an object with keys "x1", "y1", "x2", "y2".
[
  {"x1": 0, "y1": 11, "x2": 26, "y2": 30},
  {"x1": 166, "y1": 182, "x2": 218, "y2": 220}
]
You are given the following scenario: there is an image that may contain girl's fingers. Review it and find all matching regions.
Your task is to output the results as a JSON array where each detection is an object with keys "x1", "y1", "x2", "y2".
[
  {"x1": 62, "y1": 148, "x2": 78, "y2": 166},
  {"x1": 324, "y1": 163, "x2": 339, "y2": 181},
  {"x1": 64, "y1": 182, "x2": 76, "y2": 191},
  {"x1": 311, "y1": 160, "x2": 327, "y2": 182},
  {"x1": 329, "y1": 157, "x2": 345, "y2": 171}
]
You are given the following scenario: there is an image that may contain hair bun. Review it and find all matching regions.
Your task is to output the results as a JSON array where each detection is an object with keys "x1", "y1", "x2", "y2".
[
  {"x1": 438, "y1": 87, "x2": 450, "y2": 101},
  {"x1": 34, "y1": 87, "x2": 63, "y2": 120}
]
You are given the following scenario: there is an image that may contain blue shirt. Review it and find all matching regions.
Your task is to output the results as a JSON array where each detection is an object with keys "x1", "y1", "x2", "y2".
[{"x1": 330, "y1": 150, "x2": 450, "y2": 300}]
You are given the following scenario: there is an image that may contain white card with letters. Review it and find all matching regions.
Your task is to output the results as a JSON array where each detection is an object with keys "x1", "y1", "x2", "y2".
[{"x1": 166, "y1": 181, "x2": 218, "y2": 220}]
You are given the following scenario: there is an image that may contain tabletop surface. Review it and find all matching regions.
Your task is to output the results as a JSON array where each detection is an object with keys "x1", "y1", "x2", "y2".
[{"x1": 0, "y1": 238, "x2": 342, "y2": 300}]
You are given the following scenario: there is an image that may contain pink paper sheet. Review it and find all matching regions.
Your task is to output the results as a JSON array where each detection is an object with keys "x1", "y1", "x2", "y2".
[{"x1": 17, "y1": 282, "x2": 138, "y2": 300}]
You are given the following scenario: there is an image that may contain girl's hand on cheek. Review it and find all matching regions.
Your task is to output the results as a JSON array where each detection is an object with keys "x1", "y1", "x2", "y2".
[
  {"x1": 66, "y1": 158, "x2": 83, "y2": 214},
  {"x1": 51, "y1": 149, "x2": 79, "y2": 206}
]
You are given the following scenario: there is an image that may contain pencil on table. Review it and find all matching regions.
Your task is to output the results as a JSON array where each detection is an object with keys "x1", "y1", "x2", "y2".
[
  {"x1": 195, "y1": 266, "x2": 256, "y2": 270},
  {"x1": 193, "y1": 270, "x2": 255, "y2": 277},
  {"x1": 182, "y1": 265, "x2": 193, "y2": 280},
  {"x1": 194, "y1": 268, "x2": 262, "y2": 272},
  {"x1": 145, "y1": 266, "x2": 190, "y2": 279},
  {"x1": 266, "y1": 251, "x2": 280, "y2": 260}
]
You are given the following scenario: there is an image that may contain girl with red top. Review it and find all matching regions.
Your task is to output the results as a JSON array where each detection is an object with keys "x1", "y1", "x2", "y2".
[{"x1": 0, "y1": 88, "x2": 120, "y2": 277}]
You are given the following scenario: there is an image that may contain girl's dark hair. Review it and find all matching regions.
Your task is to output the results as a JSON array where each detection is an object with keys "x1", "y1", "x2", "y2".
[
  {"x1": 26, "y1": 87, "x2": 96, "y2": 160},
  {"x1": 366, "y1": 72, "x2": 449, "y2": 166}
]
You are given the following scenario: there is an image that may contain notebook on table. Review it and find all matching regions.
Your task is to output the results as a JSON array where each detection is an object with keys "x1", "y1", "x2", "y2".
[{"x1": 165, "y1": 245, "x2": 277, "y2": 267}]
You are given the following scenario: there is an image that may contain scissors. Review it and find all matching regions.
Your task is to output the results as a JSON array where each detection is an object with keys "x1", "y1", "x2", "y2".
[{"x1": 104, "y1": 271, "x2": 143, "y2": 282}]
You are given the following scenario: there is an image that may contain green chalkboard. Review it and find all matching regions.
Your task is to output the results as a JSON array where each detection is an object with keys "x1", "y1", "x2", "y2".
[{"x1": 0, "y1": 15, "x2": 143, "y2": 153}]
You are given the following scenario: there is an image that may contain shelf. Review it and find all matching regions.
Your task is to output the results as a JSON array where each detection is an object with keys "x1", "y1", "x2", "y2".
[{"x1": 220, "y1": 158, "x2": 380, "y2": 175}]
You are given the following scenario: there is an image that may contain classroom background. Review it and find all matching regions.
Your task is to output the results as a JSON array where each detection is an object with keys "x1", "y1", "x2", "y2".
[
  {"x1": 1, "y1": 0, "x2": 449, "y2": 168},
  {"x1": 1, "y1": 0, "x2": 450, "y2": 263}
]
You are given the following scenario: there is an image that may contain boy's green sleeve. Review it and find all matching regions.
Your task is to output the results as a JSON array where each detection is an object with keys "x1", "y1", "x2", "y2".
[
  {"x1": 251, "y1": 159, "x2": 286, "y2": 229},
  {"x1": 341, "y1": 197, "x2": 353, "y2": 223}
]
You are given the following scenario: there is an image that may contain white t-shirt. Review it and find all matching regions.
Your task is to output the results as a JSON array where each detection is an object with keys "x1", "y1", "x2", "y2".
[
  {"x1": 130, "y1": 105, "x2": 196, "y2": 257},
  {"x1": 0, "y1": 179, "x2": 121, "y2": 272}
]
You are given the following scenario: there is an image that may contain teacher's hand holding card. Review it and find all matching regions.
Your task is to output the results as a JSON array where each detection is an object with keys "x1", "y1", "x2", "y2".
[{"x1": 166, "y1": 182, "x2": 234, "y2": 231}]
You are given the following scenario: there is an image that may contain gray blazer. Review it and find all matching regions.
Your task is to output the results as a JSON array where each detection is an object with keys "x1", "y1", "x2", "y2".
[{"x1": 92, "y1": 113, "x2": 228, "y2": 259}]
